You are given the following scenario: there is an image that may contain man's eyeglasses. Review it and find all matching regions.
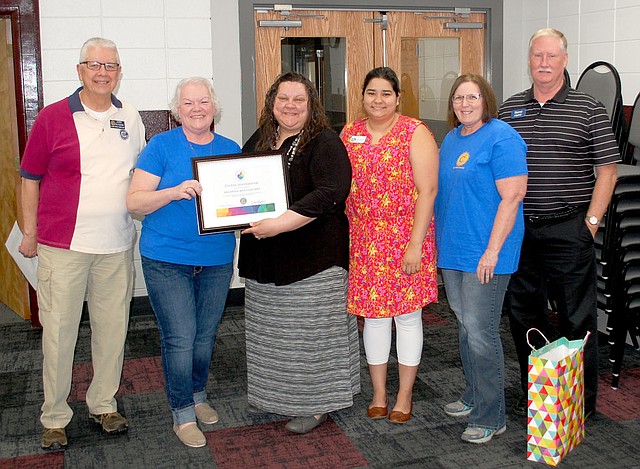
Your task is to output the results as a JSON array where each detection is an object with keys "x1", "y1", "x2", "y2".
[
  {"x1": 452, "y1": 93, "x2": 482, "y2": 104},
  {"x1": 80, "y1": 61, "x2": 120, "y2": 72}
]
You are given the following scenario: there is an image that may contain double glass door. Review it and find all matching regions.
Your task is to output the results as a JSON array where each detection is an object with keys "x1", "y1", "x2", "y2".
[{"x1": 254, "y1": 8, "x2": 486, "y2": 143}]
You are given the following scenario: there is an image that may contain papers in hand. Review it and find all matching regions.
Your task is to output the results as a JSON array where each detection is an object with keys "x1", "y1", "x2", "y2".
[{"x1": 4, "y1": 221, "x2": 38, "y2": 288}]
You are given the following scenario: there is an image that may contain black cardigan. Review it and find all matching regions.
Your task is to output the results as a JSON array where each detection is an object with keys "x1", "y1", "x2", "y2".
[{"x1": 238, "y1": 128, "x2": 352, "y2": 285}]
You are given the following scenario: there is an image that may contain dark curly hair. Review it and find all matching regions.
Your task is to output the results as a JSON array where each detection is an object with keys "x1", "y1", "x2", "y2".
[{"x1": 255, "y1": 72, "x2": 330, "y2": 151}]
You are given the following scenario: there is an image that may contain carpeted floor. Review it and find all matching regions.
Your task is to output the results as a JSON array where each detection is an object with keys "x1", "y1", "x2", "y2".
[{"x1": 1, "y1": 290, "x2": 640, "y2": 469}]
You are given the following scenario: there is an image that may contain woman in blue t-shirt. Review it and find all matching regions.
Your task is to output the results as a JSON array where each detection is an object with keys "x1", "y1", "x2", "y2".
[
  {"x1": 127, "y1": 77, "x2": 240, "y2": 448},
  {"x1": 434, "y1": 73, "x2": 528, "y2": 444}
]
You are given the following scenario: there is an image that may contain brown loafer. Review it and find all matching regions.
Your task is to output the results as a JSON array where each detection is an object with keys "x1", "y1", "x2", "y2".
[
  {"x1": 367, "y1": 397, "x2": 389, "y2": 419},
  {"x1": 388, "y1": 403, "x2": 412, "y2": 424},
  {"x1": 195, "y1": 403, "x2": 219, "y2": 425},
  {"x1": 173, "y1": 423, "x2": 206, "y2": 448}
]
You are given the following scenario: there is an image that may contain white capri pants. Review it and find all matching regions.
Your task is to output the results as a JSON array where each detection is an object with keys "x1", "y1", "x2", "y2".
[{"x1": 363, "y1": 309, "x2": 423, "y2": 366}]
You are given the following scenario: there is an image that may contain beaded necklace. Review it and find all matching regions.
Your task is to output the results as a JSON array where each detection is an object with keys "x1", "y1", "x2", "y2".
[{"x1": 284, "y1": 131, "x2": 303, "y2": 168}]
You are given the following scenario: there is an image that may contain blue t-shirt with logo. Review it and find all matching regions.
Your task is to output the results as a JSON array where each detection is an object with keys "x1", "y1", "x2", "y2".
[
  {"x1": 435, "y1": 118, "x2": 528, "y2": 274},
  {"x1": 136, "y1": 127, "x2": 241, "y2": 266}
]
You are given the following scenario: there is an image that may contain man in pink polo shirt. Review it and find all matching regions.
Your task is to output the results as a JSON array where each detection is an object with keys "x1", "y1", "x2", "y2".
[{"x1": 19, "y1": 37, "x2": 145, "y2": 450}]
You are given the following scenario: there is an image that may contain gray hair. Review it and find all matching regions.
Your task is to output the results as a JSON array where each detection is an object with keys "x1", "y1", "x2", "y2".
[
  {"x1": 528, "y1": 28, "x2": 567, "y2": 54},
  {"x1": 79, "y1": 37, "x2": 120, "y2": 64},
  {"x1": 169, "y1": 77, "x2": 220, "y2": 122}
]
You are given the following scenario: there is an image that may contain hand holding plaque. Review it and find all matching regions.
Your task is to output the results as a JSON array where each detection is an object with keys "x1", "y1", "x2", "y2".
[{"x1": 191, "y1": 150, "x2": 291, "y2": 234}]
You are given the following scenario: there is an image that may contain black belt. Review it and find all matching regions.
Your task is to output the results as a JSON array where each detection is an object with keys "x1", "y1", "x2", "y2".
[{"x1": 525, "y1": 205, "x2": 588, "y2": 224}]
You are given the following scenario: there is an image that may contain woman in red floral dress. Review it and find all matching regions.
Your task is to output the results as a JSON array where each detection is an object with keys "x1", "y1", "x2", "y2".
[{"x1": 341, "y1": 67, "x2": 439, "y2": 424}]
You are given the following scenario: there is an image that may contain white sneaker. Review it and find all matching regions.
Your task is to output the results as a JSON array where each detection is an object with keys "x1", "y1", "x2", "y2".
[
  {"x1": 444, "y1": 400, "x2": 473, "y2": 417},
  {"x1": 461, "y1": 425, "x2": 506, "y2": 444}
]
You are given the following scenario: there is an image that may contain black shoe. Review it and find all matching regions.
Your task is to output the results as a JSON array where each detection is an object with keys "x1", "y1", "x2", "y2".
[
  {"x1": 513, "y1": 395, "x2": 528, "y2": 417},
  {"x1": 585, "y1": 407, "x2": 596, "y2": 420}
]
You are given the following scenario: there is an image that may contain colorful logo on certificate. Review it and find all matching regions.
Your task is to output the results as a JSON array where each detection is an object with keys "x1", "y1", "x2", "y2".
[
  {"x1": 236, "y1": 170, "x2": 245, "y2": 180},
  {"x1": 216, "y1": 203, "x2": 276, "y2": 217}
]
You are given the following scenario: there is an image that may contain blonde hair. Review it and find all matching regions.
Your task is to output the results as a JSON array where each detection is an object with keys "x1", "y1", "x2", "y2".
[{"x1": 528, "y1": 28, "x2": 567, "y2": 54}]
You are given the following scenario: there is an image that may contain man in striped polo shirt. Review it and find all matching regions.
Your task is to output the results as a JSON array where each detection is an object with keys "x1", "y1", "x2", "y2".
[{"x1": 499, "y1": 28, "x2": 619, "y2": 418}]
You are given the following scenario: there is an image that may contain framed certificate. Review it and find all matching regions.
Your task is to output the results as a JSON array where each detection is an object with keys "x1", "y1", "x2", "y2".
[{"x1": 191, "y1": 150, "x2": 291, "y2": 234}]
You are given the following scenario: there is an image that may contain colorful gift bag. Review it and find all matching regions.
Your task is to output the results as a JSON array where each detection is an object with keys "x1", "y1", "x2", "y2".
[{"x1": 526, "y1": 329, "x2": 590, "y2": 466}]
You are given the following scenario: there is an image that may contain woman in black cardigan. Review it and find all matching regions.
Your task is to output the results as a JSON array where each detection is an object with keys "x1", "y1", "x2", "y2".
[{"x1": 239, "y1": 72, "x2": 360, "y2": 434}]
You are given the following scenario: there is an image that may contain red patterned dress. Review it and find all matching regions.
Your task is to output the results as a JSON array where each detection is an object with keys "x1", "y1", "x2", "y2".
[{"x1": 341, "y1": 115, "x2": 438, "y2": 318}]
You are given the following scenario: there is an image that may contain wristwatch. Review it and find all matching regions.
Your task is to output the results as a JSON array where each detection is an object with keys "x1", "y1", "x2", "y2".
[{"x1": 586, "y1": 215, "x2": 599, "y2": 226}]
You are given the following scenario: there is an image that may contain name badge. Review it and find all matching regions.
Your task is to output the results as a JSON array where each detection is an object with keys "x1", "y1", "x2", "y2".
[
  {"x1": 511, "y1": 108, "x2": 526, "y2": 119},
  {"x1": 110, "y1": 120, "x2": 125, "y2": 129},
  {"x1": 350, "y1": 135, "x2": 367, "y2": 144}
]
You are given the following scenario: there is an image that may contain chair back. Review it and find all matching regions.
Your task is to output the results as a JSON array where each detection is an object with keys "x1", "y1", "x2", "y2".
[
  {"x1": 625, "y1": 92, "x2": 640, "y2": 165},
  {"x1": 563, "y1": 68, "x2": 571, "y2": 88},
  {"x1": 576, "y1": 61, "x2": 628, "y2": 156}
]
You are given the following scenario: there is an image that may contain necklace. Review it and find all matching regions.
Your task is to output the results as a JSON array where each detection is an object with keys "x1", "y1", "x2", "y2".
[
  {"x1": 285, "y1": 132, "x2": 303, "y2": 167},
  {"x1": 187, "y1": 134, "x2": 214, "y2": 157}
]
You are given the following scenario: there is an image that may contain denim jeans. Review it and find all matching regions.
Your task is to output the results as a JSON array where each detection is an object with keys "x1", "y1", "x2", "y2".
[
  {"x1": 441, "y1": 269, "x2": 510, "y2": 430},
  {"x1": 142, "y1": 256, "x2": 232, "y2": 426}
]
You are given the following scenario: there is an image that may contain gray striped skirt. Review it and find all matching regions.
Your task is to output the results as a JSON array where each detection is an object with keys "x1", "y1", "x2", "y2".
[{"x1": 245, "y1": 266, "x2": 361, "y2": 416}]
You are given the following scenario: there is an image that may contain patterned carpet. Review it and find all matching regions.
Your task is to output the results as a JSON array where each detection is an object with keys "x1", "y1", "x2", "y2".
[{"x1": 1, "y1": 291, "x2": 640, "y2": 469}]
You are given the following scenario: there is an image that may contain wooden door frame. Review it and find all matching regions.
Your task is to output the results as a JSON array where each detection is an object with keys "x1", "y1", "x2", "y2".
[
  {"x1": 0, "y1": 0, "x2": 42, "y2": 154},
  {"x1": 0, "y1": 0, "x2": 42, "y2": 326},
  {"x1": 238, "y1": 0, "x2": 503, "y2": 142}
]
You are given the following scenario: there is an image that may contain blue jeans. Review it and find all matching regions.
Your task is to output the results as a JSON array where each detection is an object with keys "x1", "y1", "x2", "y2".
[
  {"x1": 441, "y1": 269, "x2": 510, "y2": 430},
  {"x1": 142, "y1": 256, "x2": 232, "y2": 426}
]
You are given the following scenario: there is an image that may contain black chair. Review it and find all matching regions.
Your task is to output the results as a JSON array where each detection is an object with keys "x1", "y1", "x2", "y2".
[
  {"x1": 609, "y1": 258, "x2": 640, "y2": 388},
  {"x1": 576, "y1": 61, "x2": 628, "y2": 155},
  {"x1": 564, "y1": 68, "x2": 571, "y2": 88},
  {"x1": 621, "y1": 91, "x2": 640, "y2": 165},
  {"x1": 594, "y1": 165, "x2": 640, "y2": 388}
]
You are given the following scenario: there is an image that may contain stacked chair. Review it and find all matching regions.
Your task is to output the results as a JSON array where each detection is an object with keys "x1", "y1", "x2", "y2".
[
  {"x1": 580, "y1": 62, "x2": 640, "y2": 388},
  {"x1": 622, "y1": 91, "x2": 640, "y2": 166},
  {"x1": 576, "y1": 61, "x2": 628, "y2": 154}
]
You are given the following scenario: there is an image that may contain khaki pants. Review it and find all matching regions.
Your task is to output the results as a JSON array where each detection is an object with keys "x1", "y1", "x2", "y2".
[{"x1": 37, "y1": 245, "x2": 133, "y2": 429}]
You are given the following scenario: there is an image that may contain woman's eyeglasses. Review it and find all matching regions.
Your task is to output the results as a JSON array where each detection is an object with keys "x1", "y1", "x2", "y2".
[{"x1": 451, "y1": 93, "x2": 482, "y2": 104}]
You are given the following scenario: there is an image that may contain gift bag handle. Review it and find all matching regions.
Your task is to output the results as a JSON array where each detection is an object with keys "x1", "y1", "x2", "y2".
[
  {"x1": 527, "y1": 328, "x2": 592, "y2": 351},
  {"x1": 526, "y1": 328, "x2": 550, "y2": 351}
]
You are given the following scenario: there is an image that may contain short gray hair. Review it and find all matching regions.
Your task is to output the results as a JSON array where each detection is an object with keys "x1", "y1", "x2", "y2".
[
  {"x1": 169, "y1": 77, "x2": 220, "y2": 122},
  {"x1": 79, "y1": 37, "x2": 120, "y2": 64},
  {"x1": 528, "y1": 28, "x2": 567, "y2": 54}
]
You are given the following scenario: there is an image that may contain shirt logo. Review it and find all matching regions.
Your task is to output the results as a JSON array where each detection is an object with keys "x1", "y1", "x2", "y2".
[
  {"x1": 455, "y1": 152, "x2": 469, "y2": 168},
  {"x1": 511, "y1": 108, "x2": 526, "y2": 118}
]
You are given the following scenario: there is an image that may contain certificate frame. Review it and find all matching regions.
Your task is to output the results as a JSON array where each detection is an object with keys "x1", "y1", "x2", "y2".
[{"x1": 191, "y1": 150, "x2": 291, "y2": 234}]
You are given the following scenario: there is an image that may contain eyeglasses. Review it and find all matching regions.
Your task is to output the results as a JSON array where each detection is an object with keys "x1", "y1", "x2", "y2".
[
  {"x1": 80, "y1": 61, "x2": 120, "y2": 72},
  {"x1": 452, "y1": 93, "x2": 482, "y2": 104}
]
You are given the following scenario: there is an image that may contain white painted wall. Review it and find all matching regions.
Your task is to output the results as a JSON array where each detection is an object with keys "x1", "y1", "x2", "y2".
[
  {"x1": 38, "y1": 0, "x2": 243, "y2": 296},
  {"x1": 36, "y1": 0, "x2": 640, "y2": 296},
  {"x1": 503, "y1": 0, "x2": 640, "y2": 105}
]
